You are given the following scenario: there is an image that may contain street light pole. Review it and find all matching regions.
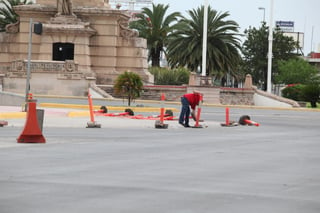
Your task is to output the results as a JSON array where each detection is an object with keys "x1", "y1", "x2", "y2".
[
  {"x1": 258, "y1": 7, "x2": 265, "y2": 23},
  {"x1": 25, "y1": 18, "x2": 33, "y2": 111},
  {"x1": 201, "y1": 0, "x2": 208, "y2": 76},
  {"x1": 267, "y1": 0, "x2": 274, "y2": 93}
]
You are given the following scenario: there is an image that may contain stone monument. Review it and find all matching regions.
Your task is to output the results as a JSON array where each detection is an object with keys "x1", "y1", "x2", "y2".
[
  {"x1": 0, "y1": 0, "x2": 152, "y2": 96},
  {"x1": 57, "y1": 0, "x2": 74, "y2": 16}
]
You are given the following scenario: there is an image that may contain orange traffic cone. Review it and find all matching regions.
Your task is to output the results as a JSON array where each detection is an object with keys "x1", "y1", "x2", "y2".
[
  {"x1": 17, "y1": 100, "x2": 46, "y2": 143},
  {"x1": 238, "y1": 115, "x2": 260, "y2": 127}
]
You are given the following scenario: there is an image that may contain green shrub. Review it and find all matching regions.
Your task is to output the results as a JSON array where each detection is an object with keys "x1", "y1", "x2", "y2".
[
  {"x1": 281, "y1": 84, "x2": 304, "y2": 101},
  {"x1": 113, "y1": 71, "x2": 143, "y2": 106},
  {"x1": 149, "y1": 67, "x2": 190, "y2": 85},
  {"x1": 301, "y1": 84, "x2": 320, "y2": 108},
  {"x1": 282, "y1": 83, "x2": 320, "y2": 108}
]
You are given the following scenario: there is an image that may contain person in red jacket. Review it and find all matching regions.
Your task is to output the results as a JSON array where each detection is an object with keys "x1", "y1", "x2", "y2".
[{"x1": 179, "y1": 91, "x2": 203, "y2": 127}]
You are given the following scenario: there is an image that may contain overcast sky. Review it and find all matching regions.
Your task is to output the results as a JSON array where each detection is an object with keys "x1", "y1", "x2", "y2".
[
  {"x1": 150, "y1": 0, "x2": 320, "y2": 56},
  {"x1": 28, "y1": 1, "x2": 319, "y2": 55}
]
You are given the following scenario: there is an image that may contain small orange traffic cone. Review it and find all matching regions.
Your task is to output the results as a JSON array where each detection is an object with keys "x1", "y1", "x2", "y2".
[{"x1": 239, "y1": 115, "x2": 260, "y2": 127}]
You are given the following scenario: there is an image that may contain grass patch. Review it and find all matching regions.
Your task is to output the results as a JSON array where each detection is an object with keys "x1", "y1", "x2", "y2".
[{"x1": 306, "y1": 102, "x2": 320, "y2": 108}]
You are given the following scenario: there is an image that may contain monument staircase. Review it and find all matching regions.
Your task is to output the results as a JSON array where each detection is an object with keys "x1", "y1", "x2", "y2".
[{"x1": 187, "y1": 86, "x2": 221, "y2": 104}]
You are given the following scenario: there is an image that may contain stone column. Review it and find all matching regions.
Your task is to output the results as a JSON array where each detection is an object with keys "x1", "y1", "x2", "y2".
[{"x1": 244, "y1": 74, "x2": 253, "y2": 89}]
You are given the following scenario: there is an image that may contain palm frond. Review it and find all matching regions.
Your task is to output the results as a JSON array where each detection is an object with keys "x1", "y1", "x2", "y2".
[
  {"x1": 166, "y1": 5, "x2": 242, "y2": 77},
  {"x1": 0, "y1": 0, "x2": 33, "y2": 31}
]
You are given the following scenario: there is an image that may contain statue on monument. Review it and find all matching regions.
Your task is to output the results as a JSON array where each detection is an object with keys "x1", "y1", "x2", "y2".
[{"x1": 57, "y1": 0, "x2": 75, "y2": 16}]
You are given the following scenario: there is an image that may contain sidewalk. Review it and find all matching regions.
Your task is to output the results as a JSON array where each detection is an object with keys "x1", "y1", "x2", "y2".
[
  {"x1": 0, "y1": 103, "x2": 185, "y2": 129},
  {"x1": 0, "y1": 102, "x2": 179, "y2": 119},
  {"x1": 0, "y1": 105, "x2": 69, "y2": 120}
]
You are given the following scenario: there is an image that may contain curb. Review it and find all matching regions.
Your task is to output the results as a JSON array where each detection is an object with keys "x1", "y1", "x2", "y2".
[
  {"x1": 0, "y1": 112, "x2": 26, "y2": 119},
  {"x1": 67, "y1": 107, "x2": 178, "y2": 117},
  {"x1": 0, "y1": 103, "x2": 179, "y2": 119},
  {"x1": 39, "y1": 102, "x2": 178, "y2": 112},
  {"x1": 1, "y1": 99, "x2": 319, "y2": 119},
  {"x1": 27, "y1": 94, "x2": 320, "y2": 112}
]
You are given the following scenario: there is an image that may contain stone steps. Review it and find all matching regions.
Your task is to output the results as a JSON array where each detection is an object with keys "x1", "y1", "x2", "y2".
[{"x1": 187, "y1": 86, "x2": 220, "y2": 104}]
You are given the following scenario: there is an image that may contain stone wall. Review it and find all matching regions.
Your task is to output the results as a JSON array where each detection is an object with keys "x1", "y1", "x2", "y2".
[
  {"x1": 98, "y1": 85, "x2": 257, "y2": 105},
  {"x1": 0, "y1": 91, "x2": 25, "y2": 106},
  {"x1": 4, "y1": 74, "x2": 91, "y2": 96},
  {"x1": 141, "y1": 86, "x2": 187, "y2": 101},
  {"x1": 93, "y1": 85, "x2": 301, "y2": 107},
  {"x1": 3, "y1": 60, "x2": 94, "y2": 96},
  {"x1": 220, "y1": 88, "x2": 255, "y2": 105},
  {"x1": 98, "y1": 85, "x2": 187, "y2": 101}
]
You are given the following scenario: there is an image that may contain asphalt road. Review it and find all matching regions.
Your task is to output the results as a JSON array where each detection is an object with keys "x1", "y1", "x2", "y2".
[{"x1": 1, "y1": 106, "x2": 320, "y2": 213}]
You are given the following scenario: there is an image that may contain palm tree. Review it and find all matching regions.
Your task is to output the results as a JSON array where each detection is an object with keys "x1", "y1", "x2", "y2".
[
  {"x1": 129, "y1": 3, "x2": 181, "y2": 67},
  {"x1": 0, "y1": 0, "x2": 32, "y2": 32},
  {"x1": 166, "y1": 6, "x2": 242, "y2": 81}
]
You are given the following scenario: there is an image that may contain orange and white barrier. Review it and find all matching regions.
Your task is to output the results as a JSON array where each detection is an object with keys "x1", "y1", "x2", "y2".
[
  {"x1": 155, "y1": 93, "x2": 168, "y2": 129},
  {"x1": 86, "y1": 90, "x2": 101, "y2": 128},
  {"x1": 238, "y1": 115, "x2": 260, "y2": 127},
  {"x1": 244, "y1": 119, "x2": 260, "y2": 127}
]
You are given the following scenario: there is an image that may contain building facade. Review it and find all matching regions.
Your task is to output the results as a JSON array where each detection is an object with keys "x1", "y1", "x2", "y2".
[{"x1": 0, "y1": 0, "x2": 153, "y2": 96}]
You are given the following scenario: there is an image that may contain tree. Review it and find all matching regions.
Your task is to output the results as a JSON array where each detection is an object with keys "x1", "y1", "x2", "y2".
[
  {"x1": 113, "y1": 71, "x2": 143, "y2": 106},
  {"x1": 241, "y1": 23, "x2": 299, "y2": 90},
  {"x1": 0, "y1": 0, "x2": 32, "y2": 32},
  {"x1": 281, "y1": 84, "x2": 304, "y2": 101},
  {"x1": 275, "y1": 58, "x2": 319, "y2": 85},
  {"x1": 277, "y1": 58, "x2": 319, "y2": 108},
  {"x1": 166, "y1": 5, "x2": 242, "y2": 82},
  {"x1": 129, "y1": 3, "x2": 181, "y2": 67}
]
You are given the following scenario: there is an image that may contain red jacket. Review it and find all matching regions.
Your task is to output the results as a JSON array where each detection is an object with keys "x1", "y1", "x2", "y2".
[{"x1": 183, "y1": 93, "x2": 201, "y2": 110}]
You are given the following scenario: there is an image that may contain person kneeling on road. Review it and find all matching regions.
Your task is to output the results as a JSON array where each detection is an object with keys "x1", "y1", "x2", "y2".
[{"x1": 179, "y1": 91, "x2": 202, "y2": 127}]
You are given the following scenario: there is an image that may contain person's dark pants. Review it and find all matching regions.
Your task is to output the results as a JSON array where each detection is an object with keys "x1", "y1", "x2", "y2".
[{"x1": 179, "y1": 97, "x2": 190, "y2": 125}]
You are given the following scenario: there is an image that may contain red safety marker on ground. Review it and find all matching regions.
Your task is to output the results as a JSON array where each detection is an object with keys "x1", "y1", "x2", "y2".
[
  {"x1": 0, "y1": 120, "x2": 8, "y2": 127},
  {"x1": 99, "y1": 112, "x2": 130, "y2": 117}
]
